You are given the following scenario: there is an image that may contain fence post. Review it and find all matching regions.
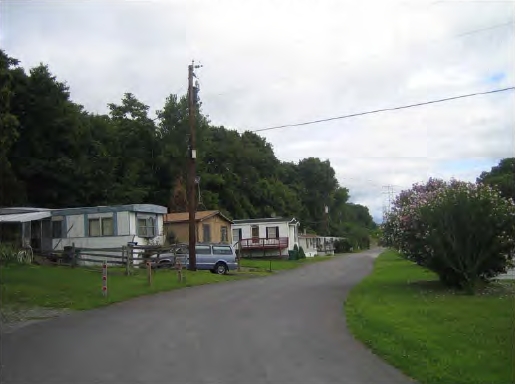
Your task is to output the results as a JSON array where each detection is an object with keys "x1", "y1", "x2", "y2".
[
  {"x1": 102, "y1": 261, "x2": 108, "y2": 297},
  {"x1": 129, "y1": 245, "x2": 134, "y2": 275},
  {"x1": 147, "y1": 261, "x2": 152, "y2": 286},
  {"x1": 237, "y1": 254, "x2": 241, "y2": 272},
  {"x1": 177, "y1": 258, "x2": 183, "y2": 283},
  {"x1": 71, "y1": 243, "x2": 76, "y2": 268},
  {"x1": 123, "y1": 246, "x2": 130, "y2": 276}
]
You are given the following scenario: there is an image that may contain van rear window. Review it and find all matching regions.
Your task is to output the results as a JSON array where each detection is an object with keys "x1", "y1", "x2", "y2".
[
  {"x1": 212, "y1": 246, "x2": 232, "y2": 255},
  {"x1": 196, "y1": 245, "x2": 212, "y2": 254}
]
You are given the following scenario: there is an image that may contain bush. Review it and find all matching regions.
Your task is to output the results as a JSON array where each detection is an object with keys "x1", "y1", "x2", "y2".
[
  {"x1": 0, "y1": 243, "x2": 32, "y2": 265},
  {"x1": 289, "y1": 244, "x2": 300, "y2": 260},
  {"x1": 0, "y1": 243, "x2": 18, "y2": 265},
  {"x1": 334, "y1": 239, "x2": 352, "y2": 253},
  {"x1": 298, "y1": 246, "x2": 306, "y2": 259},
  {"x1": 383, "y1": 178, "x2": 515, "y2": 292}
]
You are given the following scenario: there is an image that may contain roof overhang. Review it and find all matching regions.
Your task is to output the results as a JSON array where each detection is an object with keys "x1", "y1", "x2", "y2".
[{"x1": 0, "y1": 211, "x2": 52, "y2": 223}]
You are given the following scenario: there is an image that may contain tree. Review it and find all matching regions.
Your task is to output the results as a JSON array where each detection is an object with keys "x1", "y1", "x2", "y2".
[
  {"x1": 0, "y1": 50, "x2": 25, "y2": 205},
  {"x1": 383, "y1": 178, "x2": 515, "y2": 292},
  {"x1": 9, "y1": 64, "x2": 90, "y2": 207},
  {"x1": 477, "y1": 158, "x2": 515, "y2": 201},
  {"x1": 2, "y1": 50, "x2": 375, "y2": 249}
]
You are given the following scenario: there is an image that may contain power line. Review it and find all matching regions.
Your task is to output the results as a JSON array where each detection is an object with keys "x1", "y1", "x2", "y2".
[{"x1": 250, "y1": 86, "x2": 515, "y2": 133}]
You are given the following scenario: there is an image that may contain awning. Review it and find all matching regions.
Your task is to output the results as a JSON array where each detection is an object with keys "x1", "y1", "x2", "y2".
[{"x1": 0, "y1": 211, "x2": 52, "y2": 223}]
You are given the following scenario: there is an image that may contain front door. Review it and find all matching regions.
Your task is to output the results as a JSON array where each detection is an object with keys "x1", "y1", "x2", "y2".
[
  {"x1": 232, "y1": 228, "x2": 242, "y2": 244},
  {"x1": 251, "y1": 226, "x2": 259, "y2": 243},
  {"x1": 41, "y1": 219, "x2": 52, "y2": 251}
]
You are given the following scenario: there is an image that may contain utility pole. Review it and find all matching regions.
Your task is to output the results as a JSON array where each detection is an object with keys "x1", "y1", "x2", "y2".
[
  {"x1": 324, "y1": 205, "x2": 329, "y2": 234},
  {"x1": 187, "y1": 61, "x2": 201, "y2": 271}
]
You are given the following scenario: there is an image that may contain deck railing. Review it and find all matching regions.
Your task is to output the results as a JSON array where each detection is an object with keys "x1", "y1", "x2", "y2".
[{"x1": 240, "y1": 237, "x2": 289, "y2": 249}]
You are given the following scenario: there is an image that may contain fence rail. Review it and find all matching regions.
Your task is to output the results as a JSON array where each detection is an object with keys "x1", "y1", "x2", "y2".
[{"x1": 38, "y1": 243, "x2": 184, "y2": 275}]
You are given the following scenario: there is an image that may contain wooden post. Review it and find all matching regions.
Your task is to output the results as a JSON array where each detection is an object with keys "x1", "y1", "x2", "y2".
[
  {"x1": 237, "y1": 242, "x2": 241, "y2": 272},
  {"x1": 147, "y1": 262, "x2": 152, "y2": 286},
  {"x1": 102, "y1": 261, "x2": 108, "y2": 297},
  {"x1": 177, "y1": 258, "x2": 183, "y2": 283},
  {"x1": 71, "y1": 242, "x2": 76, "y2": 268},
  {"x1": 129, "y1": 245, "x2": 134, "y2": 275},
  {"x1": 123, "y1": 246, "x2": 130, "y2": 276}
]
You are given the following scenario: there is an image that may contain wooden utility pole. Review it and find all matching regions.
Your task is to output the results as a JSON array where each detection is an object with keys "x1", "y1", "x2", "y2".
[
  {"x1": 324, "y1": 205, "x2": 329, "y2": 235},
  {"x1": 187, "y1": 61, "x2": 199, "y2": 271}
]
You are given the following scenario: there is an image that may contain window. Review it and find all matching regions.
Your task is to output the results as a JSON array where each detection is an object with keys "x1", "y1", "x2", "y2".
[
  {"x1": 221, "y1": 226, "x2": 228, "y2": 243},
  {"x1": 232, "y1": 229, "x2": 240, "y2": 242},
  {"x1": 52, "y1": 221, "x2": 63, "y2": 238},
  {"x1": 266, "y1": 226, "x2": 278, "y2": 239},
  {"x1": 195, "y1": 245, "x2": 211, "y2": 254},
  {"x1": 89, "y1": 217, "x2": 114, "y2": 237},
  {"x1": 251, "y1": 225, "x2": 259, "y2": 238},
  {"x1": 102, "y1": 217, "x2": 114, "y2": 236},
  {"x1": 89, "y1": 219, "x2": 101, "y2": 237},
  {"x1": 212, "y1": 246, "x2": 232, "y2": 255},
  {"x1": 202, "y1": 224, "x2": 211, "y2": 242},
  {"x1": 137, "y1": 217, "x2": 155, "y2": 238}
]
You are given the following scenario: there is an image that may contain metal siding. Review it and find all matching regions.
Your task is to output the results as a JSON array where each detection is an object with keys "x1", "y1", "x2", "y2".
[
  {"x1": 52, "y1": 204, "x2": 167, "y2": 217},
  {"x1": 84, "y1": 214, "x2": 89, "y2": 237}
]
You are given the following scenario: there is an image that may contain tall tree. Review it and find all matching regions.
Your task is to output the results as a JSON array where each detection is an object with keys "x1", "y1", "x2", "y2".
[
  {"x1": 477, "y1": 158, "x2": 515, "y2": 201},
  {"x1": 2, "y1": 50, "x2": 375, "y2": 246},
  {"x1": 0, "y1": 50, "x2": 25, "y2": 205},
  {"x1": 9, "y1": 64, "x2": 88, "y2": 207}
]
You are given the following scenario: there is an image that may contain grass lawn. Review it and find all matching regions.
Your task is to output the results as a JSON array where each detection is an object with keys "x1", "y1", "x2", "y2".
[
  {"x1": 0, "y1": 264, "x2": 265, "y2": 311},
  {"x1": 0, "y1": 254, "x2": 338, "y2": 312},
  {"x1": 240, "y1": 255, "x2": 336, "y2": 271},
  {"x1": 345, "y1": 250, "x2": 515, "y2": 384}
]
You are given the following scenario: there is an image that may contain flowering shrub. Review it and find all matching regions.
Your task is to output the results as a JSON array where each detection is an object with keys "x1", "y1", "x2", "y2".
[{"x1": 383, "y1": 178, "x2": 515, "y2": 292}]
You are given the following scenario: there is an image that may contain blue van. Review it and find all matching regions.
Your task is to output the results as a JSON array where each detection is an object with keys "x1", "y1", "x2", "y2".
[{"x1": 152, "y1": 243, "x2": 238, "y2": 274}]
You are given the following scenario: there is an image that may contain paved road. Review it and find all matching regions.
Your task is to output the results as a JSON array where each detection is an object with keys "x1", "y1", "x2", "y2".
[{"x1": 1, "y1": 248, "x2": 414, "y2": 384}]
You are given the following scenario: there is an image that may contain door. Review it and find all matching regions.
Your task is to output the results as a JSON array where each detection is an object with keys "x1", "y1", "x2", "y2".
[
  {"x1": 202, "y1": 224, "x2": 211, "y2": 243},
  {"x1": 251, "y1": 225, "x2": 259, "y2": 244},
  {"x1": 30, "y1": 220, "x2": 41, "y2": 250},
  {"x1": 232, "y1": 228, "x2": 242, "y2": 245},
  {"x1": 41, "y1": 219, "x2": 52, "y2": 251}
]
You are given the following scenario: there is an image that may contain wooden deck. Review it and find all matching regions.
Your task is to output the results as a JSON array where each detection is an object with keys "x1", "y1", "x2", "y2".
[{"x1": 239, "y1": 237, "x2": 289, "y2": 250}]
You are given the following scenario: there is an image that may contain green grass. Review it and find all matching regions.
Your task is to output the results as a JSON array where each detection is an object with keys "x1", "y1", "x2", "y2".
[
  {"x1": 0, "y1": 255, "x2": 334, "y2": 312},
  {"x1": 240, "y1": 255, "x2": 335, "y2": 271},
  {"x1": 345, "y1": 250, "x2": 515, "y2": 384},
  {"x1": 0, "y1": 264, "x2": 262, "y2": 311}
]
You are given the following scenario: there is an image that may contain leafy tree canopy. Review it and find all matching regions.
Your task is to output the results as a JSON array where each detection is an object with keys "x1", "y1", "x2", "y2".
[{"x1": 0, "y1": 50, "x2": 375, "y2": 245}]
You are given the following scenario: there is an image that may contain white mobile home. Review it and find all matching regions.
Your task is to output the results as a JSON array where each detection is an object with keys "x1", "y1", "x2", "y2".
[
  {"x1": 298, "y1": 233, "x2": 318, "y2": 257},
  {"x1": 51, "y1": 204, "x2": 167, "y2": 251},
  {"x1": 232, "y1": 217, "x2": 300, "y2": 258}
]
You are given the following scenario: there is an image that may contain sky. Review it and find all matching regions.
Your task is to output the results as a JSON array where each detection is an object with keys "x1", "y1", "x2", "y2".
[{"x1": 2, "y1": 0, "x2": 514, "y2": 222}]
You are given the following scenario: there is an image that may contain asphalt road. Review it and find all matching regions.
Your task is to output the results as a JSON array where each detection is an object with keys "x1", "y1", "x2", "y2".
[{"x1": 1, "y1": 248, "x2": 414, "y2": 384}]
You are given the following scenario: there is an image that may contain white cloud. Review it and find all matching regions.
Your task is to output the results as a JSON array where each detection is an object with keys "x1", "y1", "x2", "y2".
[{"x1": 2, "y1": 0, "x2": 514, "y2": 222}]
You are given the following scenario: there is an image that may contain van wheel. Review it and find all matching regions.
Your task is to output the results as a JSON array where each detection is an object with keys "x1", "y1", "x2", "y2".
[{"x1": 214, "y1": 262, "x2": 228, "y2": 275}]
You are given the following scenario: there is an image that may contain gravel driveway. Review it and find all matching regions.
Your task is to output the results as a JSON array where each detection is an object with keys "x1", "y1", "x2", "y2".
[{"x1": 0, "y1": 248, "x2": 414, "y2": 384}]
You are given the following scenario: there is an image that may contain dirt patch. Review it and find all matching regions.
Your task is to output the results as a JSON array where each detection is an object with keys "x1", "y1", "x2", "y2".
[{"x1": 0, "y1": 306, "x2": 72, "y2": 334}]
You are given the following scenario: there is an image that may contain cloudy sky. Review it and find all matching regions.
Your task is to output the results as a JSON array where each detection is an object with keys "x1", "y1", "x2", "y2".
[{"x1": 2, "y1": 0, "x2": 514, "y2": 222}]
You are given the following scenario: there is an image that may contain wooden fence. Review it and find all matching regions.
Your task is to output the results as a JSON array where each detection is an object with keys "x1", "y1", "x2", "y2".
[{"x1": 40, "y1": 243, "x2": 185, "y2": 276}]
